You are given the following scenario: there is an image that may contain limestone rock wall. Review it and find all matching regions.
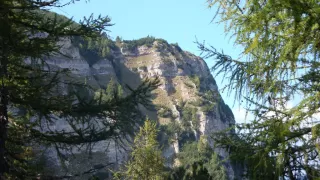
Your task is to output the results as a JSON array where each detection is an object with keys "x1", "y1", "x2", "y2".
[{"x1": 42, "y1": 38, "x2": 236, "y2": 179}]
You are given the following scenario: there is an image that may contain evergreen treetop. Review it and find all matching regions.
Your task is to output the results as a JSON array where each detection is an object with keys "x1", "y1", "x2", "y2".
[{"x1": 114, "y1": 119, "x2": 165, "y2": 180}]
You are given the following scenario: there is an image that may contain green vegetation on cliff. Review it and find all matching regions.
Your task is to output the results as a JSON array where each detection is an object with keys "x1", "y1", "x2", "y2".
[
  {"x1": 122, "y1": 36, "x2": 166, "y2": 51},
  {"x1": 121, "y1": 36, "x2": 184, "y2": 55},
  {"x1": 72, "y1": 35, "x2": 117, "y2": 66}
]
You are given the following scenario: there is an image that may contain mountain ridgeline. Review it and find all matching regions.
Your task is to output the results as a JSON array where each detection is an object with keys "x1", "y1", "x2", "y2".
[{"x1": 42, "y1": 35, "x2": 237, "y2": 179}]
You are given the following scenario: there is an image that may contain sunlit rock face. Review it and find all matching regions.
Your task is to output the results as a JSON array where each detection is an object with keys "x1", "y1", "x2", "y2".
[{"x1": 42, "y1": 38, "x2": 237, "y2": 179}]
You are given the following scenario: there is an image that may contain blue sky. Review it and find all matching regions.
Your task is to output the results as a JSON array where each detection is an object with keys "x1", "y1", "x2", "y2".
[{"x1": 52, "y1": 0, "x2": 248, "y2": 122}]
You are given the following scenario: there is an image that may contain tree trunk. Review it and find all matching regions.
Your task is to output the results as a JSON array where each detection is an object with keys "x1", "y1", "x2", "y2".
[
  {"x1": 0, "y1": 87, "x2": 8, "y2": 176},
  {"x1": 0, "y1": 50, "x2": 9, "y2": 177},
  {"x1": 0, "y1": 6, "x2": 9, "y2": 176},
  {"x1": 0, "y1": 45, "x2": 9, "y2": 176}
]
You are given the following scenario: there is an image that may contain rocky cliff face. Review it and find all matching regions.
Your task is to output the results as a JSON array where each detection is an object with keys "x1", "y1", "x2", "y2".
[{"x1": 43, "y1": 37, "x2": 236, "y2": 179}]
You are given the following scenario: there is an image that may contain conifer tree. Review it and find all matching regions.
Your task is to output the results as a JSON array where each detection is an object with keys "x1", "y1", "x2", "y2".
[
  {"x1": 106, "y1": 78, "x2": 117, "y2": 100},
  {"x1": 114, "y1": 119, "x2": 165, "y2": 180},
  {"x1": 0, "y1": 0, "x2": 159, "y2": 178},
  {"x1": 200, "y1": 0, "x2": 320, "y2": 179},
  {"x1": 116, "y1": 36, "x2": 122, "y2": 43},
  {"x1": 169, "y1": 136, "x2": 226, "y2": 180}
]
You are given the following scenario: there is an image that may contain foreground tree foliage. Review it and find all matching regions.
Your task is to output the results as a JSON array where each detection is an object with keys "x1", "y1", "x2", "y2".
[
  {"x1": 0, "y1": 0, "x2": 159, "y2": 178},
  {"x1": 202, "y1": 0, "x2": 320, "y2": 179},
  {"x1": 114, "y1": 119, "x2": 165, "y2": 180}
]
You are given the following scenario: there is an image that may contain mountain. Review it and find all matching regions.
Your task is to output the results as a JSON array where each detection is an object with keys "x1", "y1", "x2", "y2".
[{"x1": 40, "y1": 36, "x2": 238, "y2": 179}]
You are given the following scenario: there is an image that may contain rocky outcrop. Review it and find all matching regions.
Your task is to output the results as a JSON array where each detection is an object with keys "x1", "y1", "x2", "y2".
[
  {"x1": 121, "y1": 41, "x2": 236, "y2": 178},
  {"x1": 42, "y1": 37, "x2": 236, "y2": 179}
]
